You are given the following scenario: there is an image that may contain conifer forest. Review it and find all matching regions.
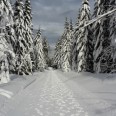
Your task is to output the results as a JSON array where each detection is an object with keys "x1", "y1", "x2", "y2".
[{"x1": 0, "y1": 0, "x2": 116, "y2": 116}]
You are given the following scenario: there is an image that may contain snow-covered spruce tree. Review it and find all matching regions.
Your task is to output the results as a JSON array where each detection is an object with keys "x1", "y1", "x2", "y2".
[
  {"x1": 92, "y1": 0, "x2": 99, "y2": 47},
  {"x1": 53, "y1": 39, "x2": 62, "y2": 69},
  {"x1": 54, "y1": 19, "x2": 74, "y2": 71},
  {"x1": 69, "y1": 19, "x2": 74, "y2": 68},
  {"x1": 34, "y1": 29, "x2": 46, "y2": 71},
  {"x1": 60, "y1": 18, "x2": 73, "y2": 72},
  {"x1": 93, "y1": 0, "x2": 98, "y2": 18},
  {"x1": 5, "y1": 0, "x2": 16, "y2": 50},
  {"x1": 69, "y1": 19, "x2": 74, "y2": 44},
  {"x1": 71, "y1": 9, "x2": 81, "y2": 71},
  {"x1": 24, "y1": 0, "x2": 33, "y2": 73},
  {"x1": 93, "y1": 0, "x2": 112, "y2": 73},
  {"x1": 109, "y1": 0, "x2": 116, "y2": 72},
  {"x1": 0, "y1": 35, "x2": 15, "y2": 83},
  {"x1": 42, "y1": 37, "x2": 49, "y2": 67},
  {"x1": 73, "y1": 0, "x2": 93, "y2": 72},
  {"x1": 0, "y1": 0, "x2": 16, "y2": 48},
  {"x1": 0, "y1": 0, "x2": 16, "y2": 73},
  {"x1": 14, "y1": 0, "x2": 32, "y2": 75},
  {"x1": 0, "y1": 0, "x2": 15, "y2": 83}
]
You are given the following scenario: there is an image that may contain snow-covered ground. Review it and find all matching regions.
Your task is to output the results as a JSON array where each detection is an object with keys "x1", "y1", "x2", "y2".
[{"x1": 0, "y1": 68, "x2": 116, "y2": 116}]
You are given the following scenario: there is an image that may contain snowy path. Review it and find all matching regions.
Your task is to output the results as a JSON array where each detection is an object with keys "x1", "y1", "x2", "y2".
[
  {"x1": 0, "y1": 69, "x2": 88, "y2": 116},
  {"x1": 0, "y1": 69, "x2": 116, "y2": 116}
]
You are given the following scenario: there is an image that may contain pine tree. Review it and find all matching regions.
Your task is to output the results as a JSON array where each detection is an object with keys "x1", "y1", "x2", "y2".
[
  {"x1": 24, "y1": 0, "x2": 33, "y2": 73},
  {"x1": 53, "y1": 39, "x2": 62, "y2": 69},
  {"x1": 34, "y1": 29, "x2": 46, "y2": 71},
  {"x1": 54, "y1": 18, "x2": 74, "y2": 72},
  {"x1": 93, "y1": 0, "x2": 112, "y2": 73},
  {"x1": 72, "y1": 0, "x2": 93, "y2": 72},
  {"x1": 14, "y1": 0, "x2": 32, "y2": 75},
  {"x1": 109, "y1": 0, "x2": 116, "y2": 72},
  {"x1": 93, "y1": 0, "x2": 98, "y2": 18},
  {"x1": 69, "y1": 19, "x2": 74, "y2": 44},
  {"x1": 7, "y1": 1, "x2": 17, "y2": 73},
  {"x1": 69, "y1": 19, "x2": 74, "y2": 68},
  {"x1": 86, "y1": 27, "x2": 94, "y2": 72},
  {"x1": 71, "y1": 9, "x2": 81, "y2": 71},
  {"x1": 5, "y1": 0, "x2": 16, "y2": 50},
  {"x1": 60, "y1": 18, "x2": 74, "y2": 72},
  {"x1": 0, "y1": 35, "x2": 15, "y2": 83},
  {"x1": 0, "y1": 0, "x2": 16, "y2": 73},
  {"x1": 43, "y1": 37, "x2": 49, "y2": 67},
  {"x1": 24, "y1": 0, "x2": 33, "y2": 51},
  {"x1": 0, "y1": 0, "x2": 15, "y2": 83}
]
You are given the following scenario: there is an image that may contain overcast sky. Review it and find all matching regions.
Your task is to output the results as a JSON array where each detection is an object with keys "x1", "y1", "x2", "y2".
[
  {"x1": 12, "y1": 0, "x2": 94, "y2": 45},
  {"x1": 32, "y1": 0, "x2": 94, "y2": 45}
]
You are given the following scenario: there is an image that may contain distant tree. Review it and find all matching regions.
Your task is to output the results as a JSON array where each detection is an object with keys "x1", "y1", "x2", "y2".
[
  {"x1": 60, "y1": 18, "x2": 71, "y2": 72},
  {"x1": 68, "y1": 19, "x2": 74, "y2": 68},
  {"x1": 42, "y1": 37, "x2": 50, "y2": 67},
  {"x1": 34, "y1": 29, "x2": 46, "y2": 71},
  {"x1": 54, "y1": 18, "x2": 74, "y2": 72},
  {"x1": 53, "y1": 38, "x2": 62, "y2": 69}
]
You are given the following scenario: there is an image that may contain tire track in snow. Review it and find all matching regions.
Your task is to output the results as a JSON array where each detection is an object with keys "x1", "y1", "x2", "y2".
[
  {"x1": 0, "y1": 70, "x2": 88, "y2": 116},
  {"x1": 34, "y1": 70, "x2": 88, "y2": 116}
]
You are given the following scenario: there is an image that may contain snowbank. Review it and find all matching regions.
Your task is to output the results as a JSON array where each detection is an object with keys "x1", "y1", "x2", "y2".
[
  {"x1": 56, "y1": 71, "x2": 116, "y2": 116},
  {"x1": 0, "y1": 74, "x2": 36, "y2": 109}
]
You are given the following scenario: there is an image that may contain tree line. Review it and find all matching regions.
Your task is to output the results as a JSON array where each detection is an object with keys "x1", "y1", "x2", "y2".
[
  {"x1": 0, "y1": 0, "x2": 49, "y2": 83},
  {"x1": 53, "y1": 0, "x2": 116, "y2": 73}
]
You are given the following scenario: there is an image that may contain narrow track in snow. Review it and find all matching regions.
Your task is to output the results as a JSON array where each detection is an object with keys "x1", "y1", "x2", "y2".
[
  {"x1": 0, "y1": 69, "x2": 88, "y2": 116},
  {"x1": 1, "y1": 69, "x2": 116, "y2": 116}
]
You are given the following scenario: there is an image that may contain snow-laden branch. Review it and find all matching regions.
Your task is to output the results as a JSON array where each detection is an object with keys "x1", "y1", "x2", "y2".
[
  {"x1": 17, "y1": 47, "x2": 33, "y2": 74},
  {"x1": 83, "y1": 8, "x2": 116, "y2": 28}
]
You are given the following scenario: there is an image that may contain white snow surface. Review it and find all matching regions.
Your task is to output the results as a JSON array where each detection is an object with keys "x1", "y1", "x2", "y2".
[{"x1": 0, "y1": 68, "x2": 116, "y2": 116}]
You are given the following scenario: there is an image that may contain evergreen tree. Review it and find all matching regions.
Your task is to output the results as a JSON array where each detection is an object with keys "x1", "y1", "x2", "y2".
[
  {"x1": 93, "y1": 0, "x2": 98, "y2": 18},
  {"x1": 60, "y1": 18, "x2": 71, "y2": 72},
  {"x1": 0, "y1": 35, "x2": 15, "y2": 83},
  {"x1": 69, "y1": 19, "x2": 74, "y2": 68},
  {"x1": 0, "y1": 0, "x2": 16, "y2": 73},
  {"x1": 24, "y1": 0, "x2": 33, "y2": 51},
  {"x1": 71, "y1": 9, "x2": 81, "y2": 71},
  {"x1": 86, "y1": 27, "x2": 94, "y2": 72},
  {"x1": 93, "y1": 0, "x2": 112, "y2": 73},
  {"x1": 5, "y1": 0, "x2": 16, "y2": 50},
  {"x1": 24, "y1": 0, "x2": 33, "y2": 73},
  {"x1": 6, "y1": 1, "x2": 16, "y2": 73},
  {"x1": 72, "y1": 0, "x2": 93, "y2": 72},
  {"x1": 34, "y1": 29, "x2": 46, "y2": 71},
  {"x1": 43, "y1": 37, "x2": 49, "y2": 67},
  {"x1": 54, "y1": 18, "x2": 74, "y2": 72},
  {"x1": 57, "y1": 18, "x2": 74, "y2": 72},
  {"x1": 0, "y1": 0, "x2": 15, "y2": 83},
  {"x1": 53, "y1": 39, "x2": 62, "y2": 69},
  {"x1": 14, "y1": 0, "x2": 32, "y2": 75},
  {"x1": 109, "y1": 0, "x2": 116, "y2": 72}
]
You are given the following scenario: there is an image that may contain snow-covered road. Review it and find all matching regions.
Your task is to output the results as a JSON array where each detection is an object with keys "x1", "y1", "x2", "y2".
[{"x1": 0, "y1": 69, "x2": 116, "y2": 116}]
